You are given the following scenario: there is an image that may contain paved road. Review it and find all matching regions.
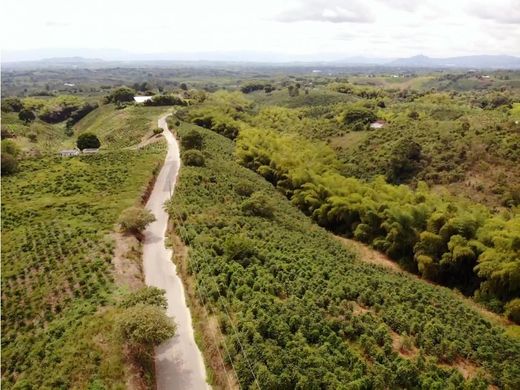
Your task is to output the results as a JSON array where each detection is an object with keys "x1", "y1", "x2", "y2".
[{"x1": 143, "y1": 115, "x2": 210, "y2": 390}]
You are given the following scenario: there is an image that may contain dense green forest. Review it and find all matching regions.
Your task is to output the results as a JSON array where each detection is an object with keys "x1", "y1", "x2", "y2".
[{"x1": 168, "y1": 122, "x2": 520, "y2": 388}]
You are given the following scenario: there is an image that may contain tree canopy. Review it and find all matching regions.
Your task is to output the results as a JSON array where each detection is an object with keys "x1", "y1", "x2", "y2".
[
  {"x1": 76, "y1": 132, "x2": 101, "y2": 150},
  {"x1": 118, "y1": 206, "x2": 156, "y2": 233},
  {"x1": 105, "y1": 86, "x2": 136, "y2": 104}
]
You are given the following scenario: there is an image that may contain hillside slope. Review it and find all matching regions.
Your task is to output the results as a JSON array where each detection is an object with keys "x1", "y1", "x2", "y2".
[
  {"x1": 167, "y1": 121, "x2": 520, "y2": 389},
  {"x1": 1, "y1": 105, "x2": 168, "y2": 389}
]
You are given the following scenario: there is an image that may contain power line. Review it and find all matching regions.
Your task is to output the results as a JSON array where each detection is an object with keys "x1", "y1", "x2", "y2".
[{"x1": 169, "y1": 207, "x2": 248, "y2": 389}]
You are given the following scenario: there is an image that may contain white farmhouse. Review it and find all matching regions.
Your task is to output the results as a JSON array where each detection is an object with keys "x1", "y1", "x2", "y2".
[
  {"x1": 370, "y1": 120, "x2": 386, "y2": 129},
  {"x1": 59, "y1": 149, "x2": 80, "y2": 157},
  {"x1": 133, "y1": 96, "x2": 153, "y2": 103}
]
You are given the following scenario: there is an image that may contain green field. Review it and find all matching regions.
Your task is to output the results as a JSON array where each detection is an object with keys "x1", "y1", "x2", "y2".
[
  {"x1": 1, "y1": 104, "x2": 167, "y2": 388},
  {"x1": 168, "y1": 122, "x2": 520, "y2": 389},
  {"x1": 74, "y1": 104, "x2": 170, "y2": 149}
]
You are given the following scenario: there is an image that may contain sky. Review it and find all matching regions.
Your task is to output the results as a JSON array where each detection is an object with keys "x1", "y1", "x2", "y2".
[{"x1": 1, "y1": 0, "x2": 520, "y2": 61}]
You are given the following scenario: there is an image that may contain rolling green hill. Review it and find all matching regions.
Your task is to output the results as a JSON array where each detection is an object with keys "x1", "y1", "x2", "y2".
[
  {"x1": 1, "y1": 101, "x2": 169, "y2": 388},
  {"x1": 168, "y1": 121, "x2": 520, "y2": 389}
]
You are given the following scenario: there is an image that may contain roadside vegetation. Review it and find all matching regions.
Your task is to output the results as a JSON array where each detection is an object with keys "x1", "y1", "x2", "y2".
[
  {"x1": 1, "y1": 96, "x2": 174, "y2": 388},
  {"x1": 1, "y1": 143, "x2": 168, "y2": 388}
]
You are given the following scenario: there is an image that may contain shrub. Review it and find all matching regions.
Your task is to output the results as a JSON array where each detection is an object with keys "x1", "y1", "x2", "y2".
[
  {"x1": 181, "y1": 130, "x2": 203, "y2": 150},
  {"x1": 18, "y1": 109, "x2": 36, "y2": 124},
  {"x1": 505, "y1": 299, "x2": 520, "y2": 324},
  {"x1": 37, "y1": 96, "x2": 86, "y2": 123},
  {"x1": 1, "y1": 127, "x2": 15, "y2": 139},
  {"x1": 1, "y1": 153, "x2": 18, "y2": 176},
  {"x1": 77, "y1": 132, "x2": 101, "y2": 150},
  {"x1": 408, "y1": 111, "x2": 420, "y2": 120},
  {"x1": 183, "y1": 149, "x2": 205, "y2": 166},
  {"x1": 143, "y1": 95, "x2": 187, "y2": 106},
  {"x1": 340, "y1": 107, "x2": 377, "y2": 128},
  {"x1": 120, "y1": 287, "x2": 168, "y2": 310},
  {"x1": 1, "y1": 140, "x2": 20, "y2": 158},
  {"x1": 235, "y1": 180, "x2": 255, "y2": 196},
  {"x1": 153, "y1": 127, "x2": 164, "y2": 135},
  {"x1": 116, "y1": 304, "x2": 176, "y2": 352},
  {"x1": 240, "y1": 191, "x2": 274, "y2": 218},
  {"x1": 387, "y1": 139, "x2": 423, "y2": 184},
  {"x1": 241, "y1": 82, "x2": 267, "y2": 94},
  {"x1": 1, "y1": 97, "x2": 24, "y2": 113},
  {"x1": 118, "y1": 207, "x2": 156, "y2": 233},
  {"x1": 66, "y1": 103, "x2": 98, "y2": 128},
  {"x1": 212, "y1": 120, "x2": 240, "y2": 139},
  {"x1": 224, "y1": 236, "x2": 257, "y2": 266},
  {"x1": 105, "y1": 86, "x2": 136, "y2": 104},
  {"x1": 28, "y1": 133, "x2": 37, "y2": 142}
]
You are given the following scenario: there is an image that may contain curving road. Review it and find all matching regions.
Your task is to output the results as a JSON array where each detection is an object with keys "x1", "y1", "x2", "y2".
[{"x1": 143, "y1": 114, "x2": 210, "y2": 390}]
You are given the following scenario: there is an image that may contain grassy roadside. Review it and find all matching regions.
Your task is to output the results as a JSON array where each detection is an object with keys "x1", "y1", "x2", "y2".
[{"x1": 169, "y1": 231, "x2": 240, "y2": 389}]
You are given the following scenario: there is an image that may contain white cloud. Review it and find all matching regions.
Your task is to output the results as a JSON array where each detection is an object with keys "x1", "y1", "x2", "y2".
[
  {"x1": 45, "y1": 21, "x2": 70, "y2": 27},
  {"x1": 468, "y1": 0, "x2": 520, "y2": 24},
  {"x1": 276, "y1": 0, "x2": 374, "y2": 23},
  {"x1": 1, "y1": 0, "x2": 519, "y2": 59}
]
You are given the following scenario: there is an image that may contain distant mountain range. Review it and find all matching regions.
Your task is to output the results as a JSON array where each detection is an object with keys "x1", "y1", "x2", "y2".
[
  {"x1": 388, "y1": 55, "x2": 520, "y2": 69},
  {"x1": 2, "y1": 50, "x2": 519, "y2": 69}
]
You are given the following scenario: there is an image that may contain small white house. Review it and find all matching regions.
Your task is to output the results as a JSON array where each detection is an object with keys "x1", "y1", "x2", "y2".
[
  {"x1": 82, "y1": 148, "x2": 99, "y2": 154},
  {"x1": 59, "y1": 149, "x2": 80, "y2": 157},
  {"x1": 133, "y1": 96, "x2": 153, "y2": 103},
  {"x1": 370, "y1": 120, "x2": 386, "y2": 129}
]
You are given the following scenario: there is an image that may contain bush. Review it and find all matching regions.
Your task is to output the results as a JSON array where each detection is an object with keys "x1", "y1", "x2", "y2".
[
  {"x1": 77, "y1": 132, "x2": 101, "y2": 150},
  {"x1": 241, "y1": 82, "x2": 267, "y2": 94},
  {"x1": 28, "y1": 133, "x2": 37, "y2": 142},
  {"x1": 181, "y1": 130, "x2": 203, "y2": 150},
  {"x1": 1, "y1": 97, "x2": 24, "y2": 113},
  {"x1": 37, "y1": 96, "x2": 87, "y2": 123},
  {"x1": 1, "y1": 127, "x2": 15, "y2": 139},
  {"x1": 505, "y1": 299, "x2": 520, "y2": 324},
  {"x1": 18, "y1": 109, "x2": 35, "y2": 124},
  {"x1": 387, "y1": 139, "x2": 423, "y2": 184},
  {"x1": 105, "y1": 86, "x2": 136, "y2": 104},
  {"x1": 1, "y1": 140, "x2": 20, "y2": 158},
  {"x1": 183, "y1": 149, "x2": 205, "y2": 166},
  {"x1": 235, "y1": 180, "x2": 255, "y2": 196},
  {"x1": 1, "y1": 153, "x2": 18, "y2": 176},
  {"x1": 120, "y1": 287, "x2": 168, "y2": 310},
  {"x1": 118, "y1": 207, "x2": 156, "y2": 233},
  {"x1": 143, "y1": 95, "x2": 187, "y2": 106},
  {"x1": 240, "y1": 192, "x2": 274, "y2": 218},
  {"x1": 224, "y1": 236, "x2": 257, "y2": 266},
  {"x1": 340, "y1": 107, "x2": 377, "y2": 128},
  {"x1": 66, "y1": 103, "x2": 98, "y2": 128},
  {"x1": 116, "y1": 304, "x2": 176, "y2": 352},
  {"x1": 153, "y1": 127, "x2": 164, "y2": 135}
]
